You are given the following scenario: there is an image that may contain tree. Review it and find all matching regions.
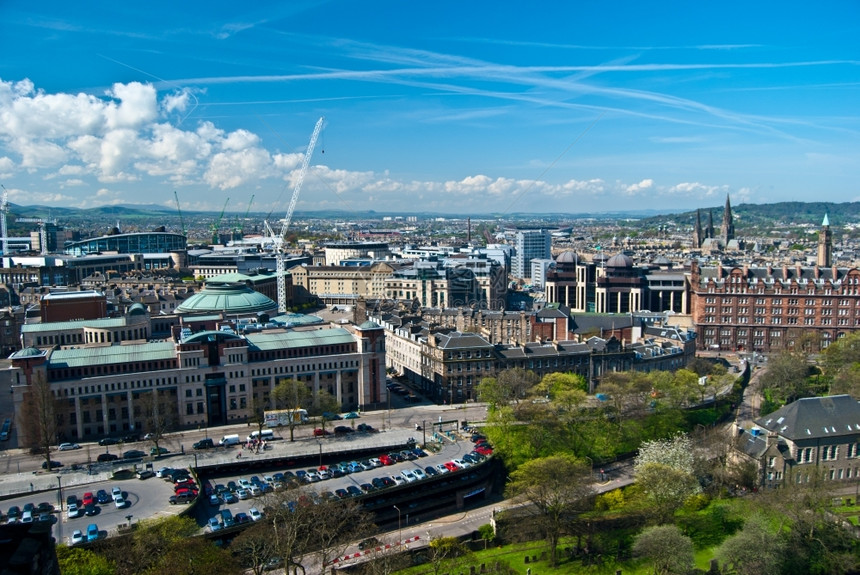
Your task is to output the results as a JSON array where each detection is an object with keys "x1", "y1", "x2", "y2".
[
  {"x1": 758, "y1": 348, "x2": 811, "y2": 405},
  {"x1": 308, "y1": 493, "x2": 375, "y2": 572},
  {"x1": 313, "y1": 389, "x2": 341, "y2": 432},
  {"x1": 232, "y1": 521, "x2": 281, "y2": 575},
  {"x1": 634, "y1": 434, "x2": 701, "y2": 523},
  {"x1": 716, "y1": 514, "x2": 786, "y2": 575},
  {"x1": 632, "y1": 524, "x2": 694, "y2": 575},
  {"x1": 143, "y1": 389, "x2": 177, "y2": 457},
  {"x1": 20, "y1": 372, "x2": 59, "y2": 471},
  {"x1": 427, "y1": 536, "x2": 471, "y2": 575},
  {"x1": 56, "y1": 546, "x2": 115, "y2": 575},
  {"x1": 497, "y1": 367, "x2": 540, "y2": 403},
  {"x1": 505, "y1": 455, "x2": 595, "y2": 567},
  {"x1": 271, "y1": 378, "x2": 312, "y2": 441}
]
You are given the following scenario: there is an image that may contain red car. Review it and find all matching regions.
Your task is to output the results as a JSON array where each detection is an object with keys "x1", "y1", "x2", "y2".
[
  {"x1": 82, "y1": 492, "x2": 95, "y2": 507},
  {"x1": 443, "y1": 461, "x2": 460, "y2": 472},
  {"x1": 313, "y1": 428, "x2": 330, "y2": 437},
  {"x1": 475, "y1": 445, "x2": 493, "y2": 455},
  {"x1": 378, "y1": 454, "x2": 393, "y2": 466}
]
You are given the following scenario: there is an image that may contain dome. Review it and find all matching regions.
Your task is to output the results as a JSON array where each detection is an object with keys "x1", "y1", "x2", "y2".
[
  {"x1": 10, "y1": 347, "x2": 45, "y2": 359},
  {"x1": 175, "y1": 282, "x2": 278, "y2": 316},
  {"x1": 128, "y1": 302, "x2": 147, "y2": 316},
  {"x1": 556, "y1": 251, "x2": 579, "y2": 264},
  {"x1": 357, "y1": 320, "x2": 382, "y2": 330},
  {"x1": 606, "y1": 254, "x2": 634, "y2": 268}
]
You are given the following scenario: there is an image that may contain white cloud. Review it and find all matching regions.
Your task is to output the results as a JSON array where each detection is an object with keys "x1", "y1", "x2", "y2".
[
  {"x1": 204, "y1": 147, "x2": 273, "y2": 189},
  {"x1": 103, "y1": 82, "x2": 158, "y2": 130},
  {"x1": 625, "y1": 179, "x2": 654, "y2": 195}
]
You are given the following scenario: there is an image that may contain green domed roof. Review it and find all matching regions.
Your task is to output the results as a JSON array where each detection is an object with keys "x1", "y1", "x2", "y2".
[
  {"x1": 176, "y1": 282, "x2": 278, "y2": 316},
  {"x1": 128, "y1": 303, "x2": 147, "y2": 315},
  {"x1": 357, "y1": 320, "x2": 381, "y2": 330},
  {"x1": 10, "y1": 347, "x2": 45, "y2": 359}
]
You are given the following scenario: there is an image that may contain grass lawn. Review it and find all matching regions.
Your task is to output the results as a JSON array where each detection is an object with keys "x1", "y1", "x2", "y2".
[{"x1": 393, "y1": 538, "x2": 722, "y2": 574}]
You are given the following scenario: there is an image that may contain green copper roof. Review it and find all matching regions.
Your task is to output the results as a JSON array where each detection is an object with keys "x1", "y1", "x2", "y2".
[
  {"x1": 175, "y1": 282, "x2": 278, "y2": 315},
  {"x1": 47, "y1": 341, "x2": 177, "y2": 369},
  {"x1": 22, "y1": 317, "x2": 128, "y2": 333},
  {"x1": 246, "y1": 328, "x2": 354, "y2": 351}
]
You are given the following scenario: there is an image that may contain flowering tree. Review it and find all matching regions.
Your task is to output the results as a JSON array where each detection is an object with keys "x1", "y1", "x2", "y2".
[{"x1": 634, "y1": 433, "x2": 701, "y2": 523}]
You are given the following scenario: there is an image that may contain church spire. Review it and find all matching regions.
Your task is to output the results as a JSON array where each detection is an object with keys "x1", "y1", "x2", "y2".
[
  {"x1": 720, "y1": 194, "x2": 735, "y2": 246},
  {"x1": 818, "y1": 213, "x2": 832, "y2": 267}
]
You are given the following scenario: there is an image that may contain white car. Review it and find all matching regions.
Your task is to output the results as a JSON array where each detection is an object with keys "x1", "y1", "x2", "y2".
[
  {"x1": 66, "y1": 503, "x2": 81, "y2": 519},
  {"x1": 114, "y1": 496, "x2": 126, "y2": 509},
  {"x1": 369, "y1": 458, "x2": 382, "y2": 468},
  {"x1": 400, "y1": 469, "x2": 418, "y2": 483},
  {"x1": 391, "y1": 475, "x2": 406, "y2": 486},
  {"x1": 156, "y1": 467, "x2": 172, "y2": 478},
  {"x1": 453, "y1": 458, "x2": 471, "y2": 469},
  {"x1": 236, "y1": 488, "x2": 250, "y2": 500},
  {"x1": 70, "y1": 530, "x2": 84, "y2": 545},
  {"x1": 58, "y1": 442, "x2": 81, "y2": 451},
  {"x1": 248, "y1": 507, "x2": 263, "y2": 521},
  {"x1": 111, "y1": 486, "x2": 122, "y2": 500},
  {"x1": 21, "y1": 510, "x2": 33, "y2": 524},
  {"x1": 435, "y1": 463, "x2": 450, "y2": 474},
  {"x1": 238, "y1": 478, "x2": 252, "y2": 489},
  {"x1": 412, "y1": 468, "x2": 427, "y2": 480},
  {"x1": 249, "y1": 485, "x2": 262, "y2": 497}
]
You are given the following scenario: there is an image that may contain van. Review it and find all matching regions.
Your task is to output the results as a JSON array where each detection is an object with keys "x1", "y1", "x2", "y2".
[
  {"x1": 193, "y1": 438, "x2": 214, "y2": 450},
  {"x1": 220, "y1": 509, "x2": 234, "y2": 527},
  {"x1": 219, "y1": 434, "x2": 240, "y2": 447},
  {"x1": 247, "y1": 429, "x2": 274, "y2": 442}
]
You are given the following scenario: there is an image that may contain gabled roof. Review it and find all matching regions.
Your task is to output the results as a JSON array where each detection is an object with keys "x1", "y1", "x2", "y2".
[{"x1": 756, "y1": 395, "x2": 860, "y2": 441}]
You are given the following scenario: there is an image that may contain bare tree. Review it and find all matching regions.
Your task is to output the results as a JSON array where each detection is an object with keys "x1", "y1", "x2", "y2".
[
  {"x1": 143, "y1": 389, "x2": 177, "y2": 456},
  {"x1": 21, "y1": 372, "x2": 59, "y2": 471},
  {"x1": 271, "y1": 378, "x2": 312, "y2": 442}
]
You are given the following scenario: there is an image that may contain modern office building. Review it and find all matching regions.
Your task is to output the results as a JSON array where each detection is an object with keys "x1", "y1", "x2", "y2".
[{"x1": 511, "y1": 229, "x2": 551, "y2": 280}]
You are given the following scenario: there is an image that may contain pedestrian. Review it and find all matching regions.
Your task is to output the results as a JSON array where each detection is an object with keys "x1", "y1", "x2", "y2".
[{"x1": 236, "y1": 451, "x2": 242, "y2": 459}]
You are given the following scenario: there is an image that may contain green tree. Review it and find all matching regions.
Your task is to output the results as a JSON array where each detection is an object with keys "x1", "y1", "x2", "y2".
[
  {"x1": 497, "y1": 367, "x2": 539, "y2": 404},
  {"x1": 632, "y1": 524, "x2": 695, "y2": 575},
  {"x1": 427, "y1": 536, "x2": 471, "y2": 575},
  {"x1": 505, "y1": 455, "x2": 595, "y2": 567},
  {"x1": 56, "y1": 546, "x2": 115, "y2": 575},
  {"x1": 758, "y1": 348, "x2": 811, "y2": 405},
  {"x1": 716, "y1": 514, "x2": 786, "y2": 575}
]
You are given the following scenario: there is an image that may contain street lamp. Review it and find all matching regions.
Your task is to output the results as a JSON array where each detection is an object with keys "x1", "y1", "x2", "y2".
[
  {"x1": 56, "y1": 475, "x2": 63, "y2": 511},
  {"x1": 317, "y1": 438, "x2": 323, "y2": 468},
  {"x1": 387, "y1": 390, "x2": 391, "y2": 430},
  {"x1": 393, "y1": 505, "x2": 402, "y2": 546},
  {"x1": 422, "y1": 419, "x2": 426, "y2": 446}
]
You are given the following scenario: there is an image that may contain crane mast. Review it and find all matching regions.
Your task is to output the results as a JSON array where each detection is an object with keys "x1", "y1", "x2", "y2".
[
  {"x1": 0, "y1": 185, "x2": 8, "y2": 257},
  {"x1": 273, "y1": 116, "x2": 324, "y2": 313},
  {"x1": 174, "y1": 191, "x2": 187, "y2": 238}
]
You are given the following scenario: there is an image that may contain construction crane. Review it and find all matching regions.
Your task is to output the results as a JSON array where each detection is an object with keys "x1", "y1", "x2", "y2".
[
  {"x1": 0, "y1": 185, "x2": 8, "y2": 256},
  {"x1": 17, "y1": 217, "x2": 57, "y2": 255},
  {"x1": 173, "y1": 191, "x2": 187, "y2": 238},
  {"x1": 211, "y1": 197, "x2": 230, "y2": 245},
  {"x1": 234, "y1": 194, "x2": 255, "y2": 241},
  {"x1": 266, "y1": 116, "x2": 324, "y2": 313}
]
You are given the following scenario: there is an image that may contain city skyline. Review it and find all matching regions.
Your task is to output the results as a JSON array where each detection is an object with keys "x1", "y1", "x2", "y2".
[{"x1": 1, "y1": 2, "x2": 858, "y2": 217}]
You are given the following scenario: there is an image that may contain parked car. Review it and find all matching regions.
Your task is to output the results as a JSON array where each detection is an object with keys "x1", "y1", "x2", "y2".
[
  {"x1": 137, "y1": 469, "x2": 155, "y2": 480},
  {"x1": 41, "y1": 460, "x2": 63, "y2": 469},
  {"x1": 207, "y1": 516, "x2": 222, "y2": 532},
  {"x1": 58, "y1": 442, "x2": 80, "y2": 451},
  {"x1": 322, "y1": 412, "x2": 342, "y2": 420},
  {"x1": 193, "y1": 438, "x2": 214, "y2": 450},
  {"x1": 70, "y1": 530, "x2": 84, "y2": 545},
  {"x1": 82, "y1": 493, "x2": 95, "y2": 507},
  {"x1": 86, "y1": 523, "x2": 99, "y2": 542},
  {"x1": 249, "y1": 507, "x2": 263, "y2": 521},
  {"x1": 84, "y1": 505, "x2": 98, "y2": 517},
  {"x1": 122, "y1": 450, "x2": 145, "y2": 459},
  {"x1": 343, "y1": 412, "x2": 360, "y2": 419},
  {"x1": 169, "y1": 492, "x2": 195, "y2": 505},
  {"x1": 66, "y1": 503, "x2": 81, "y2": 519},
  {"x1": 97, "y1": 453, "x2": 119, "y2": 462},
  {"x1": 150, "y1": 446, "x2": 169, "y2": 456},
  {"x1": 208, "y1": 494, "x2": 220, "y2": 506},
  {"x1": 114, "y1": 496, "x2": 126, "y2": 509},
  {"x1": 334, "y1": 426, "x2": 354, "y2": 435},
  {"x1": 96, "y1": 490, "x2": 111, "y2": 504},
  {"x1": 221, "y1": 492, "x2": 238, "y2": 504},
  {"x1": 356, "y1": 423, "x2": 375, "y2": 432},
  {"x1": 312, "y1": 428, "x2": 330, "y2": 437},
  {"x1": 98, "y1": 438, "x2": 119, "y2": 446}
]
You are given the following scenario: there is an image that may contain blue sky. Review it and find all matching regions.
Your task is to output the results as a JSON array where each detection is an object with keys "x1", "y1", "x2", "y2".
[{"x1": 0, "y1": 1, "x2": 858, "y2": 217}]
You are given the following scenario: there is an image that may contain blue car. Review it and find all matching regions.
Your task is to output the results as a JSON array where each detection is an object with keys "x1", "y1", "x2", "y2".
[{"x1": 86, "y1": 524, "x2": 99, "y2": 542}]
